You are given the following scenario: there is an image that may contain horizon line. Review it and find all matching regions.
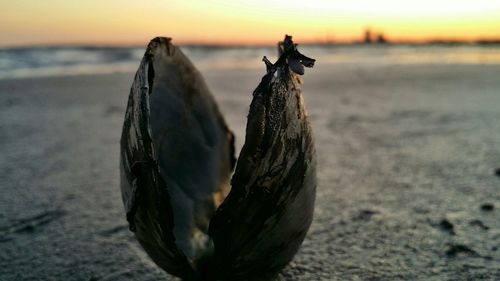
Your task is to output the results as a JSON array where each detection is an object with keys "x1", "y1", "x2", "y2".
[{"x1": 2, "y1": 37, "x2": 500, "y2": 49}]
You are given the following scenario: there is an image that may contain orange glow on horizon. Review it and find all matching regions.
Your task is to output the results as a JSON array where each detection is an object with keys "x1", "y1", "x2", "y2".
[{"x1": 0, "y1": 0, "x2": 499, "y2": 47}]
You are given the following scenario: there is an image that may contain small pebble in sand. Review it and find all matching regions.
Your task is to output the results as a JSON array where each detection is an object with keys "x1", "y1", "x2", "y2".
[
  {"x1": 353, "y1": 209, "x2": 379, "y2": 221},
  {"x1": 480, "y1": 203, "x2": 494, "y2": 211},
  {"x1": 494, "y1": 168, "x2": 500, "y2": 176},
  {"x1": 469, "y1": 220, "x2": 489, "y2": 230},
  {"x1": 439, "y1": 219, "x2": 455, "y2": 235},
  {"x1": 445, "y1": 244, "x2": 479, "y2": 257}
]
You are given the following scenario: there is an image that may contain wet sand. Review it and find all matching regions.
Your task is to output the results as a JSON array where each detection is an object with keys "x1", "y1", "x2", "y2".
[{"x1": 1, "y1": 63, "x2": 499, "y2": 280}]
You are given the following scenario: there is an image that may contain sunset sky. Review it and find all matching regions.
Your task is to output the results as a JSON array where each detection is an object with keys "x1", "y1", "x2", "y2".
[{"x1": 1, "y1": 0, "x2": 499, "y2": 47}]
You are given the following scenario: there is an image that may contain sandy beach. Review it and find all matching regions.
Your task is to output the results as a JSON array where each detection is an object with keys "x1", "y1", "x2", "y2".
[{"x1": 1, "y1": 58, "x2": 499, "y2": 280}]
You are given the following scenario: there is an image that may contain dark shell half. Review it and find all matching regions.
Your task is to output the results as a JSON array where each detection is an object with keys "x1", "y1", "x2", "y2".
[
  {"x1": 209, "y1": 36, "x2": 317, "y2": 280},
  {"x1": 120, "y1": 36, "x2": 316, "y2": 281}
]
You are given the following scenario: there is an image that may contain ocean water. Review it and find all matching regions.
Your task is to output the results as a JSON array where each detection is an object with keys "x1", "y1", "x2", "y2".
[{"x1": 0, "y1": 45, "x2": 500, "y2": 79}]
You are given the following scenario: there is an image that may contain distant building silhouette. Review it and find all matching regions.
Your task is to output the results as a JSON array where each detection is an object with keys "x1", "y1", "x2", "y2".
[
  {"x1": 364, "y1": 29, "x2": 372, "y2": 44},
  {"x1": 376, "y1": 34, "x2": 387, "y2": 44},
  {"x1": 362, "y1": 28, "x2": 389, "y2": 44}
]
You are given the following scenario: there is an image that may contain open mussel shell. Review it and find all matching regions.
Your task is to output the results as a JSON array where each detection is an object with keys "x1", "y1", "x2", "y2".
[{"x1": 120, "y1": 36, "x2": 316, "y2": 281}]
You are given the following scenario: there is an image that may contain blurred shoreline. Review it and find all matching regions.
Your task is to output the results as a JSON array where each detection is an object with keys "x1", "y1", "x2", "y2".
[{"x1": 1, "y1": 44, "x2": 500, "y2": 80}]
